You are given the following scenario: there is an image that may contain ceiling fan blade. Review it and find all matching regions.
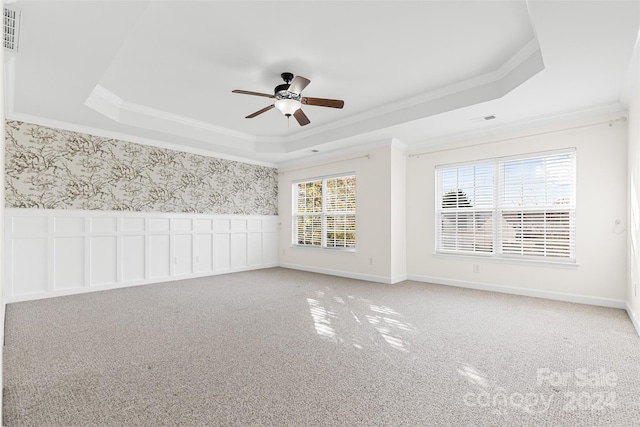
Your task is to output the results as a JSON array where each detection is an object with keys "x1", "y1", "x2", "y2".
[
  {"x1": 246, "y1": 104, "x2": 275, "y2": 118},
  {"x1": 301, "y1": 97, "x2": 344, "y2": 109},
  {"x1": 288, "y1": 76, "x2": 311, "y2": 95},
  {"x1": 293, "y1": 109, "x2": 310, "y2": 126},
  {"x1": 232, "y1": 89, "x2": 275, "y2": 99}
]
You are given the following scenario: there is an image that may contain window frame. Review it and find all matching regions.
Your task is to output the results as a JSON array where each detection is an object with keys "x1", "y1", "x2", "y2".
[
  {"x1": 292, "y1": 172, "x2": 356, "y2": 251},
  {"x1": 435, "y1": 149, "x2": 576, "y2": 264}
]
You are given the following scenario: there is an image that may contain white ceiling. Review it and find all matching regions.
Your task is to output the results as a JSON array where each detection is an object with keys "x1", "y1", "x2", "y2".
[{"x1": 4, "y1": 1, "x2": 639, "y2": 166}]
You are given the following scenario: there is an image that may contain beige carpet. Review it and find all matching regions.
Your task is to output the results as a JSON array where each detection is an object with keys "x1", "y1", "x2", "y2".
[{"x1": 3, "y1": 268, "x2": 640, "y2": 426}]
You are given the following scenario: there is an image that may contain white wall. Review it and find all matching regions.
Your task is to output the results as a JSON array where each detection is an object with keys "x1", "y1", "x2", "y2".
[
  {"x1": 628, "y1": 69, "x2": 640, "y2": 329},
  {"x1": 390, "y1": 140, "x2": 407, "y2": 282},
  {"x1": 4, "y1": 209, "x2": 279, "y2": 302},
  {"x1": 406, "y1": 114, "x2": 628, "y2": 305},
  {"x1": 278, "y1": 142, "x2": 406, "y2": 283}
]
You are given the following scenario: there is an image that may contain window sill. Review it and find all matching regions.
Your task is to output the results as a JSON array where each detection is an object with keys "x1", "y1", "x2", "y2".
[
  {"x1": 291, "y1": 244, "x2": 357, "y2": 254},
  {"x1": 432, "y1": 252, "x2": 579, "y2": 269}
]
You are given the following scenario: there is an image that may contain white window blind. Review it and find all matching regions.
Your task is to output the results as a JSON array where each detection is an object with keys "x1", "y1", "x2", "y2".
[
  {"x1": 294, "y1": 174, "x2": 356, "y2": 249},
  {"x1": 296, "y1": 181, "x2": 323, "y2": 246},
  {"x1": 436, "y1": 149, "x2": 576, "y2": 261},
  {"x1": 438, "y1": 162, "x2": 494, "y2": 254}
]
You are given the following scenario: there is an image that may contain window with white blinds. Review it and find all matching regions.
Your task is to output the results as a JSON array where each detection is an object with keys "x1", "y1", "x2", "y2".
[
  {"x1": 293, "y1": 174, "x2": 356, "y2": 249},
  {"x1": 436, "y1": 149, "x2": 576, "y2": 261}
]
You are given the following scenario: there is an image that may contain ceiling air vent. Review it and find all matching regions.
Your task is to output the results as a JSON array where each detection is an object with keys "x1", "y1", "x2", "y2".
[
  {"x1": 4, "y1": 6, "x2": 21, "y2": 52},
  {"x1": 470, "y1": 114, "x2": 497, "y2": 123}
]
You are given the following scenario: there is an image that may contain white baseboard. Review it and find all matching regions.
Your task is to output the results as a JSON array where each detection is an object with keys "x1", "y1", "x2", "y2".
[
  {"x1": 409, "y1": 274, "x2": 639, "y2": 338},
  {"x1": 277, "y1": 267, "x2": 635, "y2": 337},
  {"x1": 390, "y1": 274, "x2": 408, "y2": 285},
  {"x1": 4, "y1": 263, "x2": 279, "y2": 304},
  {"x1": 279, "y1": 263, "x2": 395, "y2": 284},
  {"x1": 406, "y1": 274, "x2": 628, "y2": 310},
  {"x1": 625, "y1": 302, "x2": 640, "y2": 338},
  {"x1": 277, "y1": 266, "x2": 640, "y2": 338}
]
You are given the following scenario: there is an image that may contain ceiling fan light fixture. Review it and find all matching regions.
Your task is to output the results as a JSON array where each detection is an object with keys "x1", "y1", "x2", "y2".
[
  {"x1": 233, "y1": 73, "x2": 343, "y2": 126},
  {"x1": 274, "y1": 98, "x2": 301, "y2": 116}
]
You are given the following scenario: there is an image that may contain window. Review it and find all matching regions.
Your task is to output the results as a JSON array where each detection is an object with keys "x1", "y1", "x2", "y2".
[
  {"x1": 293, "y1": 174, "x2": 356, "y2": 249},
  {"x1": 436, "y1": 149, "x2": 576, "y2": 261}
]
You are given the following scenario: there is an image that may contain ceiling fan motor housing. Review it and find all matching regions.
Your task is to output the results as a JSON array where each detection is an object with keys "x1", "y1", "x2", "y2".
[
  {"x1": 274, "y1": 83, "x2": 291, "y2": 98},
  {"x1": 274, "y1": 72, "x2": 299, "y2": 100}
]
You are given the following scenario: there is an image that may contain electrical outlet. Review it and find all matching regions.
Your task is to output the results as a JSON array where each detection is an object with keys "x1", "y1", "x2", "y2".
[
  {"x1": 282, "y1": 249, "x2": 286, "y2": 255},
  {"x1": 473, "y1": 264, "x2": 481, "y2": 273},
  {"x1": 369, "y1": 257, "x2": 374, "y2": 265}
]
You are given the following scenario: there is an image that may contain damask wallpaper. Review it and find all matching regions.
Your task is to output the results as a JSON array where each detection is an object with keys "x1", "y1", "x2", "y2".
[{"x1": 4, "y1": 121, "x2": 278, "y2": 215}]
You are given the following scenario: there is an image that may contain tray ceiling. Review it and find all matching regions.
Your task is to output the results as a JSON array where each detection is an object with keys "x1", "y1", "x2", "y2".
[{"x1": 5, "y1": 1, "x2": 639, "y2": 165}]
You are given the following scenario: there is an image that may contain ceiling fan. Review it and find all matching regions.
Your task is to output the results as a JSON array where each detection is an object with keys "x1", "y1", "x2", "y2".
[{"x1": 232, "y1": 72, "x2": 344, "y2": 126}]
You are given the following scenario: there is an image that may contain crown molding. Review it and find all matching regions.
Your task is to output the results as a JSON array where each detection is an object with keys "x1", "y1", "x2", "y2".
[
  {"x1": 85, "y1": 84, "x2": 258, "y2": 143},
  {"x1": 78, "y1": 35, "x2": 543, "y2": 156},
  {"x1": 272, "y1": 37, "x2": 543, "y2": 147},
  {"x1": 4, "y1": 112, "x2": 278, "y2": 168},
  {"x1": 407, "y1": 102, "x2": 628, "y2": 154},
  {"x1": 277, "y1": 137, "x2": 403, "y2": 170},
  {"x1": 4, "y1": 63, "x2": 275, "y2": 166}
]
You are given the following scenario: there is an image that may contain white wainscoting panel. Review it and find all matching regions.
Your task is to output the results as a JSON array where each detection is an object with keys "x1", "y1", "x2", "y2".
[
  {"x1": 90, "y1": 236, "x2": 118, "y2": 286},
  {"x1": 195, "y1": 234, "x2": 213, "y2": 273},
  {"x1": 122, "y1": 235, "x2": 145, "y2": 282},
  {"x1": 4, "y1": 209, "x2": 279, "y2": 302},
  {"x1": 215, "y1": 233, "x2": 231, "y2": 272},
  {"x1": 54, "y1": 237, "x2": 85, "y2": 289},
  {"x1": 174, "y1": 234, "x2": 193, "y2": 276},
  {"x1": 231, "y1": 232, "x2": 248, "y2": 269},
  {"x1": 12, "y1": 237, "x2": 48, "y2": 295},
  {"x1": 247, "y1": 233, "x2": 262, "y2": 267}
]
